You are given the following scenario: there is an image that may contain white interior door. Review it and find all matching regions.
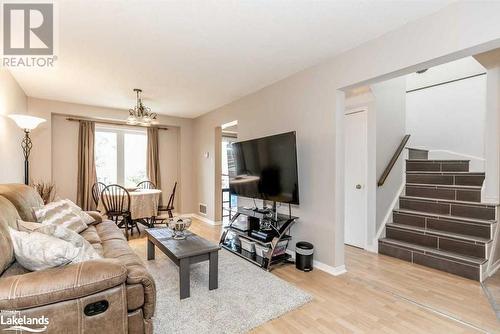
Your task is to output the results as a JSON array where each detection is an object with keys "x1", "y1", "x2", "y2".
[{"x1": 344, "y1": 110, "x2": 368, "y2": 248}]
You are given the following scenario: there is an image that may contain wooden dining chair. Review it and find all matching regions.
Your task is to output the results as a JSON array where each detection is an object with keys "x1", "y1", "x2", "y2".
[
  {"x1": 91, "y1": 182, "x2": 106, "y2": 208},
  {"x1": 101, "y1": 184, "x2": 139, "y2": 240},
  {"x1": 137, "y1": 180, "x2": 156, "y2": 190},
  {"x1": 137, "y1": 180, "x2": 158, "y2": 227},
  {"x1": 159, "y1": 182, "x2": 177, "y2": 219}
]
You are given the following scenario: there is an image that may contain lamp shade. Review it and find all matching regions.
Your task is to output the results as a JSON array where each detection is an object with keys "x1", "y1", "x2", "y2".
[{"x1": 8, "y1": 114, "x2": 46, "y2": 130}]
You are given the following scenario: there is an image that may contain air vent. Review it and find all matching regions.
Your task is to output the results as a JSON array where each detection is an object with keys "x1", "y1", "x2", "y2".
[{"x1": 199, "y1": 203, "x2": 207, "y2": 215}]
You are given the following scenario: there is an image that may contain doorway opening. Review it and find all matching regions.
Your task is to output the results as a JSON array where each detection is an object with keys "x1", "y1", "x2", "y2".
[
  {"x1": 215, "y1": 121, "x2": 238, "y2": 224},
  {"x1": 339, "y1": 52, "x2": 500, "y2": 285},
  {"x1": 221, "y1": 124, "x2": 238, "y2": 224}
]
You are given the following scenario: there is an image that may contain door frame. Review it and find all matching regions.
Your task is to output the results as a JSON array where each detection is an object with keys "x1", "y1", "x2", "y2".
[
  {"x1": 344, "y1": 107, "x2": 371, "y2": 250},
  {"x1": 214, "y1": 120, "x2": 238, "y2": 224}
]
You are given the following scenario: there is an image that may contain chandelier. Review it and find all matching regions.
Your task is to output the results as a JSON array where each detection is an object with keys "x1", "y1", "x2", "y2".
[{"x1": 127, "y1": 88, "x2": 158, "y2": 125}]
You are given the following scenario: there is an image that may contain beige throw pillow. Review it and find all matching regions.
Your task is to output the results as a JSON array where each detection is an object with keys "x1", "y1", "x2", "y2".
[
  {"x1": 33, "y1": 200, "x2": 88, "y2": 233},
  {"x1": 9, "y1": 222, "x2": 101, "y2": 271}
]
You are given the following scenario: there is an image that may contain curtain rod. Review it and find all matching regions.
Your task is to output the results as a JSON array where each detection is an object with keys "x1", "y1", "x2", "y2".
[{"x1": 65, "y1": 116, "x2": 169, "y2": 130}]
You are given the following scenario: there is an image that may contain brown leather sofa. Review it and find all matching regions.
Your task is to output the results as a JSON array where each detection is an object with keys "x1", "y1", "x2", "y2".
[{"x1": 0, "y1": 184, "x2": 156, "y2": 333}]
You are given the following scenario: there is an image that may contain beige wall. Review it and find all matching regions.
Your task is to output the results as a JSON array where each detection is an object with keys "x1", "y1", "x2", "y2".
[
  {"x1": 0, "y1": 69, "x2": 27, "y2": 184},
  {"x1": 192, "y1": 2, "x2": 500, "y2": 269},
  {"x1": 28, "y1": 98, "x2": 195, "y2": 213},
  {"x1": 51, "y1": 114, "x2": 78, "y2": 201}
]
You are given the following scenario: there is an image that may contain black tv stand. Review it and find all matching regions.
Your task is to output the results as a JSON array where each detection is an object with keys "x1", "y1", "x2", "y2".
[
  {"x1": 254, "y1": 207, "x2": 271, "y2": 214},
  {"x1": 219, "y1": 207, "x2": 298, "y2": 271}
]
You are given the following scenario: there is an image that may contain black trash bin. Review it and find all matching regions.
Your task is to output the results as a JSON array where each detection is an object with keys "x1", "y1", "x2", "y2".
[{"x1": 295, "y1": 241, "x2": 314, "y2": 272}]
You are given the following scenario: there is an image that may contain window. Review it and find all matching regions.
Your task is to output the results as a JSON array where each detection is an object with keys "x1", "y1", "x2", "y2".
[{"x1": 95, "y1": 126, "x2": 147, "y2": 187}]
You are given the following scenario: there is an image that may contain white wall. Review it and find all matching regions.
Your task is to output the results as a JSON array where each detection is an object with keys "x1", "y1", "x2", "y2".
[
  {"x1": 474, "y1": 49, "x2": 500, "y2": 204},
  {"x1": 372, "y1": 78, "x2": 407, "y2": 234},
  {"x1": 192, "y1": 2, "x2": 500, "y2": 270},
  {"x1": 28, "y1": 98, "x2": 195, "y2": 213},
  {"x1": 0, "y1": 69, "x2": 27, "y2": 184},
  {"x1": 406, "y1": 57, "x2": 487, "y2": 171}
]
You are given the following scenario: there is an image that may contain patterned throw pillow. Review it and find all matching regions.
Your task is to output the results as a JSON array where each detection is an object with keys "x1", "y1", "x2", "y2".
[
  {"x1": 61, "y1": 199, "x2": 95, "y2": 225},
  {"x1": 9, "y1": 223, "x2": 101, "y2": 271},
  {"x1": 35, "y1": 224, "x2": 101, "y2": 263},
  {"x1": 33, "y1": 200, "x2": 88, "y2": 233}
]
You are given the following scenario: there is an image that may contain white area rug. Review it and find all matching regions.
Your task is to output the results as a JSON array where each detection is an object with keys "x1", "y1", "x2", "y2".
[{"x1": 144, "y1": 249, "x2": 312, "y2": 334}]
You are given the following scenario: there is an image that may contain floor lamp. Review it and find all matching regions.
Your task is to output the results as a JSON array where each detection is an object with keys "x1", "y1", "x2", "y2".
[{"x1": 8, "y1": 114, "x2": 46, "y2": 185}]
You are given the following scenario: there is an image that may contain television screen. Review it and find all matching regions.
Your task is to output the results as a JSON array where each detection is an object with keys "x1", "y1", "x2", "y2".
[{"x1": 229, "y1": 131, "x2": 299, "y2": 204}]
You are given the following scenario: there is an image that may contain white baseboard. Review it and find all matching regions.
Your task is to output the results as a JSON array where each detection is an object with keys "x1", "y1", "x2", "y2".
[
  {"x1": 365, "y1": 243, "x2": 378, "y2": 253},
  {"x1": 487, "y1": 260, "x2": 500, "y2": 278},
  {"x1": 315, "y1": 263, "x2": 347, "y2": 276},
  {"x1": 286, "y1": 250, "x2": 347, "y2": 276},
  {"x1": 189, "y1": 213, "x2": 222, "y2": 226}
]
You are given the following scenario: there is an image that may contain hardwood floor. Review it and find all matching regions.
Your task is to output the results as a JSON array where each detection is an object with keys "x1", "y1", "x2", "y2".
[
  {"x1": 130, "y1": 220, "x2": 499, "y2": 333},
  {"x1": 483, "y1": 272, "x2": 500, "y2": 320}
]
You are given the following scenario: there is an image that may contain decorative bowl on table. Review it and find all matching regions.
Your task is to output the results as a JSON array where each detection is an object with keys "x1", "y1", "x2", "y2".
[
  {"x1": 126, "y1": 187, "x2": 138, "y2": 192},
  {"x1": 166, "y1": 217, "x2": 192, "y2": 240}
]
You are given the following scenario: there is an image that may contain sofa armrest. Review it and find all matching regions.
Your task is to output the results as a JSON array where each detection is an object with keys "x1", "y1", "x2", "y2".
[
  {"x1": 127, "y1": 264, "x2": 156, "y2": 319},
  {"x1": 0, "y1": 259, "x2": 127, "y2": 310},
  {"x1": 85, "y1": 211, "x2": 103, "y2": 225}
]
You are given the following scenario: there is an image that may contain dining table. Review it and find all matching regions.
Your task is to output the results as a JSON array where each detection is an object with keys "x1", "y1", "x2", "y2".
[{"x1": 98, "y1": 188, "x2": 162, "y2": 224}]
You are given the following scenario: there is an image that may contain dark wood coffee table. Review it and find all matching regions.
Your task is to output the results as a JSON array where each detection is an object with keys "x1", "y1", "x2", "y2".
[{"x1": 145, "y1": 228, "x2": 220, "y2": 299}]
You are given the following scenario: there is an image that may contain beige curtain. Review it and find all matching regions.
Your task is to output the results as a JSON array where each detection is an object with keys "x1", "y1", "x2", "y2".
[
  {"x1": 147, "y1": 127, "x2": 162, "y2": 203},
  {"x1": 77, "y1": 121, "x2": 97, "y2": 210}
]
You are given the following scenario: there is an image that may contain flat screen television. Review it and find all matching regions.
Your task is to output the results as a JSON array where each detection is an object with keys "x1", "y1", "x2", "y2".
[{"x1": 229, "y1": 131, "x2": 299, "y2": 205}]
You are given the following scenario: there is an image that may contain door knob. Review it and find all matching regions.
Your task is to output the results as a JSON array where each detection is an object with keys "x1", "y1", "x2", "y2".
[{"x1": 355, "y1": 184, "x2": 362, "y2": 189}]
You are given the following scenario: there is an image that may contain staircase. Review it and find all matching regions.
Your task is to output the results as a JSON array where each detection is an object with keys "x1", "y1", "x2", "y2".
[{"x1": 379, "y1": 148, "x2": 497, "y2": 281}]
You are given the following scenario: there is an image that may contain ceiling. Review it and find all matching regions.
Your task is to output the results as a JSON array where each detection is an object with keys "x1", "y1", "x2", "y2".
[{"x1": 10, "y1": 0, "x2": 454, "y2": 118}]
